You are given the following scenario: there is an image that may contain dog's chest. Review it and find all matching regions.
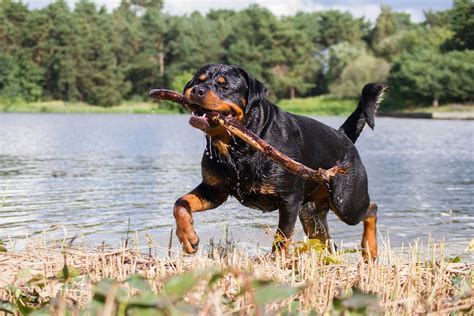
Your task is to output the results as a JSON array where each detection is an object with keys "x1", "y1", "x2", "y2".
[{"x1": 222, "y1": 157, "x2": 280, "y2": 212}]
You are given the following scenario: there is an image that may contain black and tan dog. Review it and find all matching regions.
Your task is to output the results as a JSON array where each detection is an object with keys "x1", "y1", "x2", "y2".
[{"x1": 173, "y1": 64, "x2": 385, "y2": 260}]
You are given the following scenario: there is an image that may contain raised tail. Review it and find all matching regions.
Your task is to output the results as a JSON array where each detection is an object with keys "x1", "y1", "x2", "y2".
[{"x1": 339, "y1": 83, "x2": 388, "y2": 144}]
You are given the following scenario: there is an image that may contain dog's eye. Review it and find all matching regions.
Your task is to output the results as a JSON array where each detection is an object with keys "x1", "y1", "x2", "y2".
[{"x1": 216, "y1": 77, "x2": 228, "y2": 89}]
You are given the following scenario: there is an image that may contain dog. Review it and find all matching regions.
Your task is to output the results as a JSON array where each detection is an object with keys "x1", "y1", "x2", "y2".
[{"x1": 173, "y1": 64, "x2": 385, "y2": 260}]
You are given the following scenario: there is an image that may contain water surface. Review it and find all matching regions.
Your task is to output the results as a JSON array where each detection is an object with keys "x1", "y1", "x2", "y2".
[{"x1": 0, "y1": 113, "x2": 472, "y2": 256}]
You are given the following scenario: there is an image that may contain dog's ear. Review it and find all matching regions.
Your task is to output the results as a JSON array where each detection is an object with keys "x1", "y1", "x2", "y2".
[{"x1": 238, "y1": 67, "x2": 266, "y2": 112}]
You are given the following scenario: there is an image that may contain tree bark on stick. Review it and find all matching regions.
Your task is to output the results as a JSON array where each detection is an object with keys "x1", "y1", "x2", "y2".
[{"x1": 149, "y1": 89, "x2": 349, "y2": 184}]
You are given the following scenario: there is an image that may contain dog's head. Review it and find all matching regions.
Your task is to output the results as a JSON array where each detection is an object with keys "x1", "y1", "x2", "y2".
[{"x1": 184, "y1": 64, "x2": 266, "y2": 123}]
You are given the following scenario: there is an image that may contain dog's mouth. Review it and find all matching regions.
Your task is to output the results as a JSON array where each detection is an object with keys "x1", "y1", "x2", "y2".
[
  {"x1": 188, "y1": 105, "x2": 236, "y2": 131},
  {"x1": 184, "y1": 87, "x2": 244, "y2": 132}
]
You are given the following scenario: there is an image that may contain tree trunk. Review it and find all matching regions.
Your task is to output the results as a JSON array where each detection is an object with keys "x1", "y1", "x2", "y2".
[
  {"x1": 290, "y1": 87, "x2": 296, "y2": 99},
  {"x1": 159, "y1": 40, "x2": 164, "y2": 77},
  {"x1": 433, "y1": 97, "x2": 439, "y2": 107}
]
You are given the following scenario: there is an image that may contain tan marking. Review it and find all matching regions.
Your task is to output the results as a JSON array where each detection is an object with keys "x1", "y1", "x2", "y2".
[
  {"x1": 198, "y1": 74, "x2": 207, "y2": 81},
  {"x1": 251, "y1": 183, "x2": 277, "y2": 195},
  {"x1": 204, "y1": 126, "x2": 232, "y2": 156},
  {"x1": 217, "y1": 76, "x2": 226, "y2": 84},
  {"x1": 202, "y1": 91, "x2": 244, "y2": 122},
  {"x1": 184, "y1": 88, "x2": 192, "y2": 101},
  {"x1": 212, "y1": 139, "x2": 230, "y2": 156},
  {"x1": 173, "y1": 185, "x2": 229, "y2": 254},
  {"x1": 361, "y1": 203, "x2": 378, "y2": 261},
  {"x1": 174, "y1": 193, "x2": 202, "y2": 254},
  {"x1": 240, "y1": 96, "x2": 247, "y2": 107},
  {"x1": 175, "y1": 193, "x2": 204, "y2": 212}
]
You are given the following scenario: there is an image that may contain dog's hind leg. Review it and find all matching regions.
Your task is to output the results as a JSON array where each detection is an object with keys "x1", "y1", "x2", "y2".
[
  {"x1": 299, "y1": 202, "x2": 331, "y2": 245},
  {"x1": 361, "y1": 202, "x2": 378, "y2": 261},
  {"x1": 299, "y1": 185, "x2": 333, "y2": 249}
]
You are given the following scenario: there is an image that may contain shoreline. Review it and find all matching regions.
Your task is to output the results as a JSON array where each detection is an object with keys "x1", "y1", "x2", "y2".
[
  {"x1": 380, "y1": 111, "x2": 474, "y2": 120},
  {"x1": 1, "y1": 100, "x2": 473, "y2": 119}
]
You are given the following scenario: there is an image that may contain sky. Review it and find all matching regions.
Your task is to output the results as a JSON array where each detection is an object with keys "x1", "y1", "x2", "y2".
[{"x1": 23, "y1": 0, "x2": 453, "y2": 23}]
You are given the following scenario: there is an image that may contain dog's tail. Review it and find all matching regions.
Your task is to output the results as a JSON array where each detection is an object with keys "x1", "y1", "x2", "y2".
[{"x1": 338, "y1": 83, "x2": 388, "y2": 144}]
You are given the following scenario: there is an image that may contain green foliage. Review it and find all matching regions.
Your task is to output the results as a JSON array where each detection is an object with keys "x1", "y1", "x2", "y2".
[
  {"x1": 162, "y1": 273, "x2": 196, "y2": 297},
  {"x1": 371, "y1": 5, "x2": 413, "y2": 51},
  {"x1": 0, "y1": 52, "x2": 44, "y2": 101},
  {"x1": 0, "y1": 240, "x2": 7, "y2": 253},
  {"x1": 388, "y1": 48, "x2": 474, "y2": 106},
  {"x1": 322, "y1": 42, "x2": 367, "y2": 93},
  {"x1": 4, "y1": 264, "x2": 306, "y2": 315},
  {"x1": 374, "y1": 26, "x2": 453, "y2": 62},
  {"x1": 330, "y1": 54, "x2": 390, "y2": 98},
  {"x1": 278, "y1": 95, "x2": 357, "y2": 116},
  {"x1": 424, "y1": 9, "x2": 451, "y2": 28},
  {"x1": 254, "y1": 283, "x2": 300, "y2": 305},
  {"x1": 317, "y1": 11, "x2": 369, "y2": 47},
  {"x1": 451, "y1": 0, "x2": 474, "y2": 49},
  {"x1": 0, "y1": 1, "x2": 470, "y2": 109},
  {"x1": 331, "y1": 287, "x2": 380, "y2": 315},
  {"x1": 170, "y1": 71, "x2": 194, "y2": 93}
]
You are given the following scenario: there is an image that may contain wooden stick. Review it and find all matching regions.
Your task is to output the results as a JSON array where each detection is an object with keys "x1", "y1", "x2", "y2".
[{"x1": 149, "y1": 89, "x2": 349, "y2": 183}]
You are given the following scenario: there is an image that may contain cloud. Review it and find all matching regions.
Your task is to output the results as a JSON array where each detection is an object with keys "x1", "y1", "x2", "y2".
[{"x1": 24, "y1": 0, "x2": 451, "y2": 22}]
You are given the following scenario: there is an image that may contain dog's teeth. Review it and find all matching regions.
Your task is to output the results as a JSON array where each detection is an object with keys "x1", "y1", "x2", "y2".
[{"x1": 203, "y1": 113, "x2": 207, "y2": 118}]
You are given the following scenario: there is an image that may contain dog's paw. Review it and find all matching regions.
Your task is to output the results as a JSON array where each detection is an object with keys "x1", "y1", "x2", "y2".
[{"x1": 176, "y1": 226, "x2": 200, "y2": 254}]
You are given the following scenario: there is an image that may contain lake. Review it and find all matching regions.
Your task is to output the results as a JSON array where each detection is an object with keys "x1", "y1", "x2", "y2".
[{"x1": 0, "y1": 113, "x2": 472, "y2": 256}]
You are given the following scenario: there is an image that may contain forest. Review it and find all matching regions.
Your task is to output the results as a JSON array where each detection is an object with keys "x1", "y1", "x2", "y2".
[{"x1": 0, "y1": 0, "x2": 473, "y2": 108}]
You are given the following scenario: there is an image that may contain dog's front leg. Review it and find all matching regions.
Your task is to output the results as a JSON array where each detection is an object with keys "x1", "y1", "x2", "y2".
[
  {"x1": 272, "y1": 199, "x2": 300, "y2": 254},
  {"x1": 173, "y1": 182, "x2": 228, "y2": 254}
]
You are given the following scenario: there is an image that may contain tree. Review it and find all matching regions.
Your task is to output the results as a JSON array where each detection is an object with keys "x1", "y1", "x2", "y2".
[
  {"x1": 424, "y1": 9, "x2": 451, "y2": 28},
  {"x1": 388, "y1": 48, "x2": 474, "y2": 106},
  {"x1": 322, "y1": 41, "x2": 367, "y2": 94},
  {"x1": 0, "y1": 51, "x2": 44, "y2": 101},
  {"x1": 371, "y1": 6, "x2": 413, "y2": 58},
  {"x1": 223, "y1": 5, "x2": 279, "y2": 87},
  {"x1": 72, "y1": 0, "x2": 129, "y2": 105},
  {"x1": 0, "y1": 0, "x2": 43, "y2": 101},
  {"x1": 374, "y1": 26, "x2": 453, "y2": 61},
  {"x1": 270, "y1": 19, "x2": 321, "y2": 99},
  {"x1": 450, "y1": 0, "x2": 474, "y2": 49},
  {"x1": 39, "y1": 0, "x2": 80, "y2": 101},
  {"x1": 165, "y1": 13, "x2": 225, "y2": 82},
  {"x1": 330, "y1": 54, "x2": 389, "y2": 98},
  {"x1": 317, "y1": 11, "x2": 369, "y2": 47}
]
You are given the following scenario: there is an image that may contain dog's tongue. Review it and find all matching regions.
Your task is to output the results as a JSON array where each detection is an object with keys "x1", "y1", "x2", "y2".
[{"x1": 189, "y1": 113, "x2": 211, "y2": 131}]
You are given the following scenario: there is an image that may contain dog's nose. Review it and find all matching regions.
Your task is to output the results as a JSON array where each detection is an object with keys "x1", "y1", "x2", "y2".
[{"x1": 190, "y1": 85, "x2": 208, "y2": 100}]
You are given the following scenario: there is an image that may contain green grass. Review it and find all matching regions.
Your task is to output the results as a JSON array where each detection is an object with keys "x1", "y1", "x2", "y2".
[
  {"x1": 0, "y1": 100, "x2": 181, "y2": 114},
  {"x1": 1, "y1": 98, "x2": 471, "y2": 116},
  {"x1": 278, "y1": 95, "x2": 357, "y2": 116},
  {"x1": 0, "y1": 96, "x2": 358, "y2": 116}
]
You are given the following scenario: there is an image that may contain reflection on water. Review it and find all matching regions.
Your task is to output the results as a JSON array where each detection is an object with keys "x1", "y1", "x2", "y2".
[{"x1": 0, "y1": 113, "x2": 472, "y2": 255}]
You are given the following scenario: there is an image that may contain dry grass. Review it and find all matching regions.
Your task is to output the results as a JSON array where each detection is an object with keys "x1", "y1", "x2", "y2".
[{"x1": 0, "y1": 234, "x2": 472, "y2": 315}]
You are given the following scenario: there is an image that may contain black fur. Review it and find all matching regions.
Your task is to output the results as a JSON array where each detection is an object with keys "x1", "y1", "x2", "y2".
[{"x1": 339, "y1": 83, "x2": 387, "y2": 143}]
